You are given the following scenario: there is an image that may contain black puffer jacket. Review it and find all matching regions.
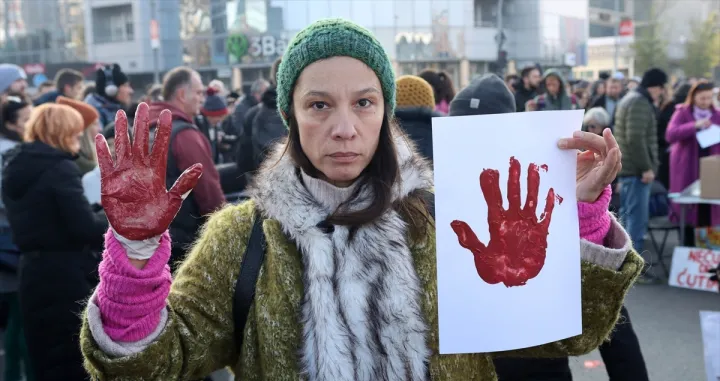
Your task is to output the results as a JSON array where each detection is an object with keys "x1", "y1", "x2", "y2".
[
  {"x1": 250, "y1": 86, "x2": 288, "y2": 168},
  {"x1": 2, "y1": 141, "x2": 107, "y2": 381},
  {"x1": 395, "y1": 107, "x2": 442, "y2": 162}
]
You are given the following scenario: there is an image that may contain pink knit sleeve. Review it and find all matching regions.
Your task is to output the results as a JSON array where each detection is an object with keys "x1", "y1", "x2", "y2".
[
  {"x1": 96, "y1": 229, "x2": 172, "y2": 342},
  {"x1": 577, "y1": 185, "x2": 612, "y2": 245}
]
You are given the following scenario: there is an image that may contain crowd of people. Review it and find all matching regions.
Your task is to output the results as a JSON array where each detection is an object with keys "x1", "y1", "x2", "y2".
[{"x1": 0, "y1": 16, "x2": 718, "y2": 381}]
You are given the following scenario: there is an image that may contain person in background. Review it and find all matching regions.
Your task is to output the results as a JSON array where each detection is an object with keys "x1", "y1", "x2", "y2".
[
  {"x1": 226, "y1": 91, "x2": 240, "y2": 111},
  {"x1": 656, "y1": 82, "x2": 691, "y2": 188},
  {"x1": 33, "y1": 69, "x2": 85, "y2": 105},
  {"x1": 590, "y1": 78, "x2": 624, "y2": 126},
  {"x1": 573, "y1": 80, "x2": 591, "y2": 110},
  {"x1": 82, "y1": 83, "x2": 96, "y2": 100},
  {"x1": 0, "y1": 94, "x2": 33, "y2": 381},
  {"x1": 232, "y1": 78, "x2": 269, "y2": 137},
  {"x1": 615, "y1": 68, "x2": 667, "y2": 283},
  {"x1": 590, "y1": 79, "x2": 606, "y2": 100},
  {"x1": 84, "y1": 64, "x2": 134, "y2": 128},
  {"x1": 79, "y1": 19, "x2": 641, "y2": 380},
  {"x1": 56, "y1": 96, "x2": 102, "y2": 175},
  {"x1": 526, "y1": 70, "x2": 577, "y2": 111},
  {"x1": 208, "y1": 79, "x2": 227, "y2": 96},
  {"x1": 0, "y1": 64, "x2": 27, "y2": 101},
  {"x1": 584, "y1": 107, "x2": 612, "y2": 136},
  {"x1": 83, "y1": 125, "x2": 115, "y2": 208},
  {"x1": 232, "y1": 77, "x2": 270, "y2": 177},
  {"x1": 35, "y1": 81, "x2": 54, "y2": 96},
  {"x1": 198, "y1": 87, "x2": 229, "y2": 163},
  {"x1": 394, "y1": 75, "x2": 443, "y2": 162},
  {"x1": 144, "y1": 83, "x2": 163, "y2": 104},
  {"x1": 2, "y1": 103, "x2": 108, "y2": 381},
  {"x1": 626, "y1": 77, "x2": 641, "y2": 92},
  {"x1": 247, "y1": 59, "x2": 287, "y2": 170},
  {"x1": 418, "y1": 69, "x2": 455, "y2": 114},
  {"x1": 513, "y1": 65, "x2": 541, "y2": 112},
  {"x1": 147, "y1": 67, "x2": 225, "y2": 268},
  {"x1": 713, "y1": 86, "x2": 720, "y2": 109},
  {"x1": 666, "y1": 82, "x2": 720, "y2": 246},
  {"x1": 504, "y1": 73, "x2": 519, "y2": 94}
]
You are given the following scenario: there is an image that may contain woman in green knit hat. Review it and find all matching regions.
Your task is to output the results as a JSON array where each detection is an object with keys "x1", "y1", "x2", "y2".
[{"x1": 80, "y1": 19, "x2": 642, "y2": 380}]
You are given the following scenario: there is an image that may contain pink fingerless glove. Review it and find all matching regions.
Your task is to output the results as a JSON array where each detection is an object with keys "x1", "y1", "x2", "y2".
[
  {"x1": 577, "y1": 185, "x2": 612, "y2": 245},
  {"x1": 96, "y1": 229, "x2": 172, "y2": 342}
]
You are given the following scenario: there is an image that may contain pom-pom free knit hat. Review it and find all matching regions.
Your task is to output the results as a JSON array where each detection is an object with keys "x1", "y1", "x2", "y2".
[
  {"x1": 56, "y1": 95, "x2": 99, "y2": 129},
  {"x1": 276, "y1": 18, "x2": 395, "y2": 127},
  {"x1": 396, "y1": 75, "x2": 435, "y2": 109},
  {"x1": 640, "y1": 68, "x2": 668, "y2": 89},
  {"x1": 0, "y1": 64, "x2": 27, "y2": 94},
  {"x1": 202, "y1": 87, "x2": 228, "y2": 117},
  {"x1": 449, "y1": 74, "x2": 516, "y2": 116}
]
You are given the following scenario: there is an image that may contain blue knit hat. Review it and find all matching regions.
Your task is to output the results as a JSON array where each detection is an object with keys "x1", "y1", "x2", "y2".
[
  {"x1": 0, "y1": 64, "x2": 27, "y2": 94},
  {"x1": 276, "y1": 18, "x2": 395, "y2": 128}
]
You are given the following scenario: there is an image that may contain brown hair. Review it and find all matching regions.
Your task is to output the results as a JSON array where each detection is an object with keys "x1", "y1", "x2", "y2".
[
  {"x1": 24, "y1": 104, "x2": 84, "y2": 153},
  {"x1": 162, "y1": 66, "x2": 195, "y2": 101},
  {"x1": 685, "y1": 81, "x2": 715, "y2": 107},
  {"x1": 285, "y1": 105, "x2": 431, "y2": 238},
  {"x1": 55, "y1": 69, "x2": 84, "y2": 93}
]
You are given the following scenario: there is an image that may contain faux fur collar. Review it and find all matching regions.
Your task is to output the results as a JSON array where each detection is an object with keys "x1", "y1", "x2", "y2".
[{"x1": 248, "y1": 136, "x2": 433, "y2": 381}]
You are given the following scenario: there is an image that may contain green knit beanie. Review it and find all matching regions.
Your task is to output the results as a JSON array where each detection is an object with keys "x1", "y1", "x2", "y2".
[{"x1": 276, "y1": 18, "x2": 396, "y2": 128}]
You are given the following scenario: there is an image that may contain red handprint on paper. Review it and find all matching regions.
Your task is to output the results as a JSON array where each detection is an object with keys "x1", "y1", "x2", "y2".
[{"x1": 450, "y1": 157, "x2": 561, "y2": 287}]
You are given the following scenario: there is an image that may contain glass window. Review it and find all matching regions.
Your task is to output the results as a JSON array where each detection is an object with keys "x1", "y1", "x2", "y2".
[
  {"x1": 589, "y1": 0, "x2": 624, "y2": 12},
  {"x1": 395, "y1": 1, "x2": 414, "y2": 27},
  {"x1": 351, "y1": 0, "x2": 375, "y2": 29},
  {"x1": 447, "y1": 1, "x2": 468, "y2": 27},
  {"x1": 330, "y1": 1, "x2": 352, "y2": 20},
  {"x1": 373, "y1": 0, "x2": 395, "y2": 27},
  {"x1": 589, "y1": 23, "x2": 616, "y2": 37},
  {"x1": 308, "y1": 0, "x2": 330, "y2": 23},
  {"x1": 285, "y1": 1, "x2": 308, "y2": 30},
  {"x1": 414, "y1": 1, "x2": 432, "y2": 26},
  {"x1": 183, "y1": 38, "x2": 212, "y2": 67}
]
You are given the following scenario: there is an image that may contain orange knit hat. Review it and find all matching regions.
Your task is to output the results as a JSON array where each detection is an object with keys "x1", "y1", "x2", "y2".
[
  {"x1": 56, "y1": 96, "x2": 99, "y2": 130},
  {"x1": 396, "y1": 75, "x2": 436, "y2": 109}
]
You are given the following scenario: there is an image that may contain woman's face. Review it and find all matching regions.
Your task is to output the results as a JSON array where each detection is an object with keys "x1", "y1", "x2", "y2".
[
  {"x1": 694, "y1": 90, "x2": 713, "y2": 110},
  {"x1": 596, "y1": 83, "x2": 606, "y2": 96},
  {"x1": 8, "y1": 105, "x2": 32, "y2": 134},
  {"x1": 586, "y1": 121, "x2": 606, "y2": 136},
  {"x1": 545, "y1": 76, "x2": 561, "y2": 96},
  {"x1": 70, "y1": 131, "x2": 83, "y2": 154},
  {"x1": 292, "y1": 56, "x2": 384, "y2": 187},
  {"x1": 89, "y1": 120, "x2": 101, "y2": 136}
]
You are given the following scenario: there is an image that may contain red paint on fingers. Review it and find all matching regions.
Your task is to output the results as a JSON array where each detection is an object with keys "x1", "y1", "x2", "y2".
[{"x1": 451, "y1": 157, "x2": 560, "y2": 287}]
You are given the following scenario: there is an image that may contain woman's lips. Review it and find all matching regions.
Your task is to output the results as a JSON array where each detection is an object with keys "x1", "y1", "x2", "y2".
[{"x1": 328, "y1": 152, "x2": 359, "y2": 163}]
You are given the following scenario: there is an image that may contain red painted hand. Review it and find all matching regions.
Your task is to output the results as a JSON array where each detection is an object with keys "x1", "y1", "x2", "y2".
[
  {"x1": 96, "y1": 103, "x2": 203, "y2": 241},
  {"x1": 451, "y1": 157, "x2": 560, "y2": 287}
]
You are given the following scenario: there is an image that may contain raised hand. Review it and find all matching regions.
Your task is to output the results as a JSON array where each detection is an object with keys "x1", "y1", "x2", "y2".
[
  {"x1": 558, "y1": 129, "x2": 622, "y2": 202},
  {"x1": 450, "y1": 157, "x2": 559, "y2": 287},
  {"x1": 96, "y1": 103, "x2": 203, "y2": 241}
]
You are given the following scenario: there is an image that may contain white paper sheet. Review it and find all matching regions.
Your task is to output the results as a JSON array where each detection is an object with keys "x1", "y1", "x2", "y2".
[
  {"x1": 700, "y1": 311, "x2": 720, "y2": 381},
  {"x1": 433, "y1": 110, "x2": 583, "y2": 354},
  {"x1": 696, "y1": 125, "x2": 720, "y2": 149}
]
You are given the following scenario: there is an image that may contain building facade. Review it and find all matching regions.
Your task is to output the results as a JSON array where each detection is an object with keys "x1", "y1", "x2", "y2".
[{"x1": 3, "y1": 0, "x2": 589, "y2": 91}]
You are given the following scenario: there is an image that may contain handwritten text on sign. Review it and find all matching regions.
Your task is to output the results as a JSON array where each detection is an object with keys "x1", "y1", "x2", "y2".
[{"x1": 669, "y1": 247, "x2": 720, "y2": 293}]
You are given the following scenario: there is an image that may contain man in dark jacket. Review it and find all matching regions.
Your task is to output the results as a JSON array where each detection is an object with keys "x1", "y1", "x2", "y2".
[
  {"x1": 614, "y1": 67, "x2": 667, "y2": 282},
  {"x1": 394, "y1": 75, "x2": 443, "y2": 162},
  {"x1": 33, "y1": 69, "x2": 84, "y2": 106},
  {"x1": 513, "y1": 65, "x2": 541, "y2": 112},
  {"x1": 149, "y1": 67, "x2": 226, "y2": 268}
]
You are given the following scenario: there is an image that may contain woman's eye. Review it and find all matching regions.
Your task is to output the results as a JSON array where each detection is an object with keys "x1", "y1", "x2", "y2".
[
  {"x1": 311, "y1": 102, "x2": 328, "y2": 110},
  {"x1": 357, "y1": 98, "x2": 373, "y2": 108}
]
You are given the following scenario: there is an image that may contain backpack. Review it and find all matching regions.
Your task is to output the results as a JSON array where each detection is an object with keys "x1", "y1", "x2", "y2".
[{"x1": 233, "y1": 190, "x2": 435, "y2": 348}]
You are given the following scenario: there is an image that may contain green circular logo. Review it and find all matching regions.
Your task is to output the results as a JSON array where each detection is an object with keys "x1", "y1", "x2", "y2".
[{"x1": 227, "y1": 34, "x2": 249, "y2": 59}]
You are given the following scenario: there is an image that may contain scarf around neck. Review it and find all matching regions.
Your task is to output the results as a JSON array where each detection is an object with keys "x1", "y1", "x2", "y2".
[{"x1": 694, "y1": 106, "x2": 712, "y2": 121}]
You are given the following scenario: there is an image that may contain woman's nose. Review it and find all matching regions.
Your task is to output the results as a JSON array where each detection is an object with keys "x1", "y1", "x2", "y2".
[{"x1": 330, "y1": 110, "x2": 357, "y2": 140}]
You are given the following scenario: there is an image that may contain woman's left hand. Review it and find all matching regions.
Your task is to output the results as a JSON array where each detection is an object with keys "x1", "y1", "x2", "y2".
[{"x1": 558, "y1": 129, "x2": 622, "y2": 203}]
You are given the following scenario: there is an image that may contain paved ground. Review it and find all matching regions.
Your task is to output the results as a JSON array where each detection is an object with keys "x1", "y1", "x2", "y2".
[{"x1": 0, "y1": 230, "x2": 714, "y2": 381}]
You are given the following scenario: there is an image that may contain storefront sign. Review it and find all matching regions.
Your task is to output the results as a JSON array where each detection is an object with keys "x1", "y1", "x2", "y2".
[{"x1": 227, "y1": 33, "x2": 287, "y2": 61}]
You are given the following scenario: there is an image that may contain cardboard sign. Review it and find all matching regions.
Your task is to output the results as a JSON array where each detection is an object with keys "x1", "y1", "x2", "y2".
[
  {"x1": 669, "y1": 247, "x2": 720, "y2": 293},
  {"x1": 433, "y1": 110, "x2": 583, "y2": 354}
]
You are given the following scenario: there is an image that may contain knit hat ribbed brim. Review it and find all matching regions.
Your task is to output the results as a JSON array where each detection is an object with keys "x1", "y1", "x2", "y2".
[{"x1": 276, "y1": 18, "x2": 395, "y2": 128}]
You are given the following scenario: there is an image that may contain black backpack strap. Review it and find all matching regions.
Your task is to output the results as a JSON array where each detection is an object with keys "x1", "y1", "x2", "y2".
[
  {"x1": 233, "y1": 210, "x2": 266, "y2": 350},
  {"x1": 417, "y1": 189, "x2": 435, "y2": 219}
]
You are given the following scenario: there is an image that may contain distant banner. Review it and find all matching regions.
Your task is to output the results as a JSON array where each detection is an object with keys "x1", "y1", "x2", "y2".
[
  {"x1": 696, "y1": 226, "x2": 720, "y2": 251},
  {"x1": 669, "y1": 247, "x2": 720, "y2": 293}
]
